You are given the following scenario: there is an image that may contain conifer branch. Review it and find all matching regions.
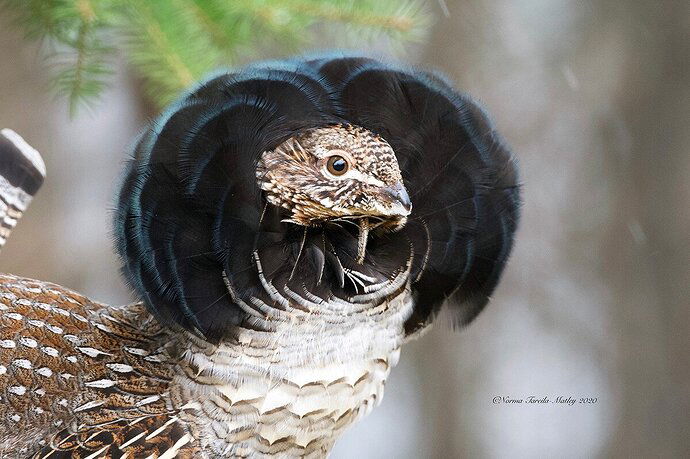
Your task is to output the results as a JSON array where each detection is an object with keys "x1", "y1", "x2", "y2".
[{"x1": 1, "y1": 0, "x2": 430, "y2": 113}]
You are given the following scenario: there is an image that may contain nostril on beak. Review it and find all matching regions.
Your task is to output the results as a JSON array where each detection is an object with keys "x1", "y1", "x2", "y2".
[{"x1": 386, "y1": 182, "x2": 412, "y2": 214}]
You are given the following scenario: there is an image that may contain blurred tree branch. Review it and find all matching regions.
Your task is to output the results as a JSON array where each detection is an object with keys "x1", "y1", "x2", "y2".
[{"x1": 1, "y1": 0, "x2": 429, "y2": 113}]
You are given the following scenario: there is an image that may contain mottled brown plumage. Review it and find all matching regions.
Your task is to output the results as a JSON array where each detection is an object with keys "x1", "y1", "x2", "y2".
[
  {"x1": 0, "y1": 266, "x2": 410, "y2": 457},
  {"x1": 0, "y1": 274, "x2": 199, "y2": 458}
]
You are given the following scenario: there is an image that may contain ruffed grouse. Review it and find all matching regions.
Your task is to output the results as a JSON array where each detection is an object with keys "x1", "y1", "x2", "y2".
[{"x1": 0, "y1": 55, "x2": 520, "y2": 458}]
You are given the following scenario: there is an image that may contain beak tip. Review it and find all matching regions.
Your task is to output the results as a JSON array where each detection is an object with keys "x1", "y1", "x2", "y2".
[
  {"x1": 386, "y1": 182, "x2": 412, "y2": 215},
  {"x1": 378, "y1": 182, "x2": 412, "y2": 217}
]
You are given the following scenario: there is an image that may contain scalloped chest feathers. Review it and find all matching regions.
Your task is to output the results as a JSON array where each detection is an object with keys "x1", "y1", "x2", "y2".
[{"x1": 0, "y1": 274, "x2": 413, "y2": 458}]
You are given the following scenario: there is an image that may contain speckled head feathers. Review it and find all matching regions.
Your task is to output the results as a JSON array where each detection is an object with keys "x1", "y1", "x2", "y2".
[
  {"x1": 114, "y1": 53, "x2": 521, "y2": 341},
  {"x1": 256, "y1": 124, "x2": 410, "y2": 227}
]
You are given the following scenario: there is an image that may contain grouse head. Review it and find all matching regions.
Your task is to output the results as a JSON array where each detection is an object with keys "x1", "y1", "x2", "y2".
[
  {"x1": 114, "y1": 54, "x2": 521, "y2": 342},
  {"x1": 257, "y1": 124, "x2": 411, "y2": 228}
]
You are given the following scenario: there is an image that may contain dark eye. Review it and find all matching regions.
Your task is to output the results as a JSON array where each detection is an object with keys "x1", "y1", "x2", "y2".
[{"x1": 326, "y1": 155, "x2": 349, "y2": 176}]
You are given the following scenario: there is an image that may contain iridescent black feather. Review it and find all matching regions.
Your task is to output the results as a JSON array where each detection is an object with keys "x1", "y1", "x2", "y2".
[{"x1": 114, "y1": 54, "x2": 520, "y2": 341}]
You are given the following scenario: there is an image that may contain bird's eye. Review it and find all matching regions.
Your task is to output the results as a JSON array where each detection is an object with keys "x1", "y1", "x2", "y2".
[{"x1": 326, "y1": 155, "x2": 349, "y2": 176}]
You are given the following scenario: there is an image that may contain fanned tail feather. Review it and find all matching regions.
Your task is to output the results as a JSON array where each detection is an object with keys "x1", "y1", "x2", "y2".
[{"x1": 0, "y1": 129, "x2": 46, "y2": 251}]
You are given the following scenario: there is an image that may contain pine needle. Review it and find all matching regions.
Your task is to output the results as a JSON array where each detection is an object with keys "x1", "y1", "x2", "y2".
[{"x1": 0, "y1": 0, "x2": 430, "y2": 114}]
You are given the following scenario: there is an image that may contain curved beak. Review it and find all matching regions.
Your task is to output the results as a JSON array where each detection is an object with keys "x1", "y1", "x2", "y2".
[{"x1": 383, "y1": 182, "x2": 412, "y2": 216}]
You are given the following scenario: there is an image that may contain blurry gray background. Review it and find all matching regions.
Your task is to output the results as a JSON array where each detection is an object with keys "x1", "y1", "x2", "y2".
[{"x1": 1, "y1": 1, "x2": 688, "y2": 457}]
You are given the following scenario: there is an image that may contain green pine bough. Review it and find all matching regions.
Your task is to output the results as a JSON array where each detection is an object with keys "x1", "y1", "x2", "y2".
[{"x1": 1, "y1": 0, "x2": 429, "y2": 115}]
